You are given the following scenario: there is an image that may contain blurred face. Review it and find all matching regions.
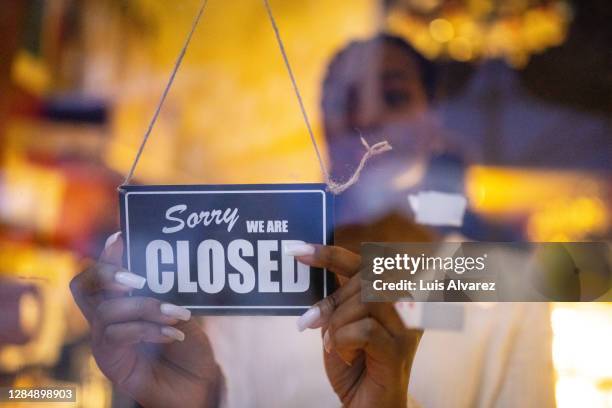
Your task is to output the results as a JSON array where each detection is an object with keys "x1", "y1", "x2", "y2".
[{"x1": 323, "y1": 41, "x2": 431, "y2": 179}]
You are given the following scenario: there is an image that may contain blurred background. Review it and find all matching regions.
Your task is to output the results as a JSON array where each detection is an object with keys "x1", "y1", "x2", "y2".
[{"x1": 0, "y1": 0, "x2": 610, "y2": 407}]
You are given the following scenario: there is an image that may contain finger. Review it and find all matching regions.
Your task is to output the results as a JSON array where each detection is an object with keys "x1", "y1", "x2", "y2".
[
  {"x1": 95, "y1": 297, "x2": 191, "y2": 328},
  {"x1": 288, "y1": 244, "x2": 361, "y2": 278},
  {"x1": 324, "y1": 292, "x2": 368, "y2": 364},
  {"x1": 326, "y1": 317, "x2": 397, "y2": 364},
  {"x1": 70, "y1": 264, "x2": 146, "y2": 322},
  {"x1": 101, "y1": 322, "x2": 184, "y2": 346},
  {"x1": 296, "y1": 275, "x2": 361, "y2": 331},
  {"x1": 98, "y1": 232, "x2": 132, "y2": 302},
  {"x1": 71, "y1": 231, "x2": 132, "y2": 296},
  {"x1": 367, "y1": 302, "x2": 408, "y2": 338},
  {"x1": 327, "y1": 292, "x2": 368, "y2": 335},
  {"x1": 325, "y1": 294, "x2": 407, "y2": 340},
  {"x1": 71, "y1": 262, "x2": 136, "y2": 296},
  {"x1": 90, "y1": 231, "x2": 133, "y2": 296},
  {"x1": 101, "y1": 231, "x2": 124, "y2": 265}
]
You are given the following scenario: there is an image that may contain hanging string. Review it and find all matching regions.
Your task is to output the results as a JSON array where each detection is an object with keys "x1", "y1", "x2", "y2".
[
  {"x1": 122, "y1": 0, "x2": 391, "y2": 194},
  {"x1": 334, "y1": 136, "x2": 393, "y2": 194},
  {"x1": 261, "y1": 0, "x2": 391, "y2": 194},
  {"x1": 328, "y1": 137, "x2": 392, "y2": 194},
  {"x1": 261, "y1": 0, "x2": 328, "y2": 185},
  {"x1": 121, "y1": 0, "x2": 209, "y2": 186}
]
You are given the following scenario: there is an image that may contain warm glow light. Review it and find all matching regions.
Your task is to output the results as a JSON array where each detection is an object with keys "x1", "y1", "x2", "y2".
[
  {"x1": 103, "y1": 0, "x2": 377, "y2": 184},
  {"x1": 465, "y1": 166, "x2": 610, "y2": 240},
  {"x1": 552, "y1": 304, "x2": 612, "y2": 408},
  {"x1": 0, "y1": 152, "x2": 66, "y2": 234},
  {"x1": 526, "y1": 198, "x2": 608, "y2": 241},
  {"x1": 11, "y1": 50, "x2": 51, "y2": 95},
  {"x1": 429, "y1": 18, "x2": 454, "y2": 42},
  {"x1": 0, "y1": 243, "x2": 79, "y2": 373},
  {"x1": 386, "y1": 1, "x2": 571, "y2": 66},
  {"x1": 448, "y1": 36, "x2": 472, "y2": 61}
]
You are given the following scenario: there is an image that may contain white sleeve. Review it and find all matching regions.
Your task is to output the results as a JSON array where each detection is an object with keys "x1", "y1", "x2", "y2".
[
  {"x1": 478, "y1": 303, "x2": 556, "y2": 408},
  {"x1": 495, "y1": 303, "x2": 555, "y2": 407}
]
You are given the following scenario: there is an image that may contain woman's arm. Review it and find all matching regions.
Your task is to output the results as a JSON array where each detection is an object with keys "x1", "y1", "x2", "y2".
[
  {"x1": 484, "y1": 303, "x2": 556, "y2": 408},
  {"x1": 290, "y1": 243, "x2": 423, "y2": 408}
]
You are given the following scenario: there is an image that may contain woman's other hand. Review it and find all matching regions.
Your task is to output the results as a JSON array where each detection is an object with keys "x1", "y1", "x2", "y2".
[
  {"x1": 290, "y1": 244, "x2": 422, "y2": 408},
  {"x1": 70, "y1": 232, "x2": 223, "y2": 408}
]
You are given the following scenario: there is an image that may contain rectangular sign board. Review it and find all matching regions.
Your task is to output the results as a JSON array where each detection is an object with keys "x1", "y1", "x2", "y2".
[{"x1": 119, "y1": 184, "x2": 334, "y2": 315}]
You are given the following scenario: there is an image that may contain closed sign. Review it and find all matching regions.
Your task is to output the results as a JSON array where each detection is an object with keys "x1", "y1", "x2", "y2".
[{"x1": 119, "y1": 184, "x2": 334, "y2": 315}]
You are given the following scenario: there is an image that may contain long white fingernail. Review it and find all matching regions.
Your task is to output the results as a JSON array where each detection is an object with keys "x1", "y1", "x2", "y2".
[
  {"x1": 161, "y1": 326, "x2": 185, "y2": 342},
  {"x1": 340, "y1": 355, "x2": 353, "y2": 366},
  {"x1": 284, "y1": 243, "x2": 315, "y2": 256},
  {"x1": 161, "y1": 303, "x2": 191, "y2": 321},
  {"x1": 323, "y1": 330, "x2": 331, "y2": 353},
  {"x1": 297, "y1": 306, "x2": 321, "y2": 332},
  {"x1": 115, "y1": 271, "x2": 146, "y2": 289},
  {"x1": 104, "y1": 231, "x2": 122, "y2": 250}
]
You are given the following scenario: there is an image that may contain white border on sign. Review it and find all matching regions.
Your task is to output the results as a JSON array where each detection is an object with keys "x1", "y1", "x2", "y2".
[{"x1": 124, "y1": 189, "x2": 328, "y2": 309}]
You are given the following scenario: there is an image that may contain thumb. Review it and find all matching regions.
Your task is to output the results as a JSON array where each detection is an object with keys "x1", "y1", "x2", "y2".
[{"x1": 101, "y1": 231, "x2": 124, "y2": 266}]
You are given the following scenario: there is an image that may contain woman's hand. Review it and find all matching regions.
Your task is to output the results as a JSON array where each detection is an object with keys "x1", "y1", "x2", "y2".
[
  {"x1": 70, "y1": 232, "x2": 223, "y2": 408},
  {"x1": 291, "y1": 244, "x2": 422, "y2": 408}
]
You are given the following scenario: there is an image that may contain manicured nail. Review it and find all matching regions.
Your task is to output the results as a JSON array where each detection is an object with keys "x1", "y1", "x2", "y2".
[
  {"x1": 115, "y1": 271, "x2": 146, "y2": 289},
  {"x1": 297, "y1": 306, "x2": 321, "y2": 332},
  {"x1": 323, "y1": 330, "x2": 331, "y2": 353},
  {"x1": 161, "y1": 326, "x2": 185, "y2": 342},
  {"x1": 161, "y1": 303, "x2": 191, "y2": 321},
  {"x1": 340, "y1": 356, "x2": 353, "y2": 366},
  {"x1": 104, "y1": 231, "x2": 121, "y2": 250},
  {"x1": 284, "y1": 243, "x2": 315, "y2": 257}
]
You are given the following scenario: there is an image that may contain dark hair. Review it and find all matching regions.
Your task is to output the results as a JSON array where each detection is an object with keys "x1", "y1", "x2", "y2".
[{"x1": 321, "y1": 33, "x2": 437, "y2": 116}]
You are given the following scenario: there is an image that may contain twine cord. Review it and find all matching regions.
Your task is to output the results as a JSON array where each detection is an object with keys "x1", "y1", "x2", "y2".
[
  {"x1": 261, "y1": 0, "x2": 391, "y2": 193},
  {"x1": 261, "y1": 0, "x2": 330, "y2": 186},
  {"x1": 328, "y1": 137, "x2": 392, "y2": 194},
  {"x1": 122, "y1": 0, "x2": 391, "y2": 194},
  {"x1": 122, "y1": 0, "x2": 209, "y2": 186}
]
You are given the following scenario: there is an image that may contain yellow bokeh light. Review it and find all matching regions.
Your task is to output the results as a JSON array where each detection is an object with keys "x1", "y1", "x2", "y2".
[
  {"x1": 429, "y1": 18, "x2": 455, "y2": 42},
  {"x1": 386, "y1": 1, "x2": 571, "y2": 66},
  {"x1": 413, "y1": 29, "x2": 443, "y2": 59},
  {"x1": 466, "y1": 166, "x2": 610, "y2": 241},
  {"x1": 448, "y1": 36, "x2": 473, "y2": 61}
]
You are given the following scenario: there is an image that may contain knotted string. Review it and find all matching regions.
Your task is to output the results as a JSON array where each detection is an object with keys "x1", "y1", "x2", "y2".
[
  {"x1": 122, "y1": 0, "x2": 391, "y2": 194},
  {"x1": 327, "y1": 137, "x2": 392, "y2": 194},
  {"x1": 261, "y1": 0, "x2": 391, "y2": 193}
]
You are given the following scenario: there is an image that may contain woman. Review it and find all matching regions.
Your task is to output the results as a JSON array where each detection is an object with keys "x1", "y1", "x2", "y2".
[{"x1": 70, "y1": 35, "x2": 555, "y2": 407}]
